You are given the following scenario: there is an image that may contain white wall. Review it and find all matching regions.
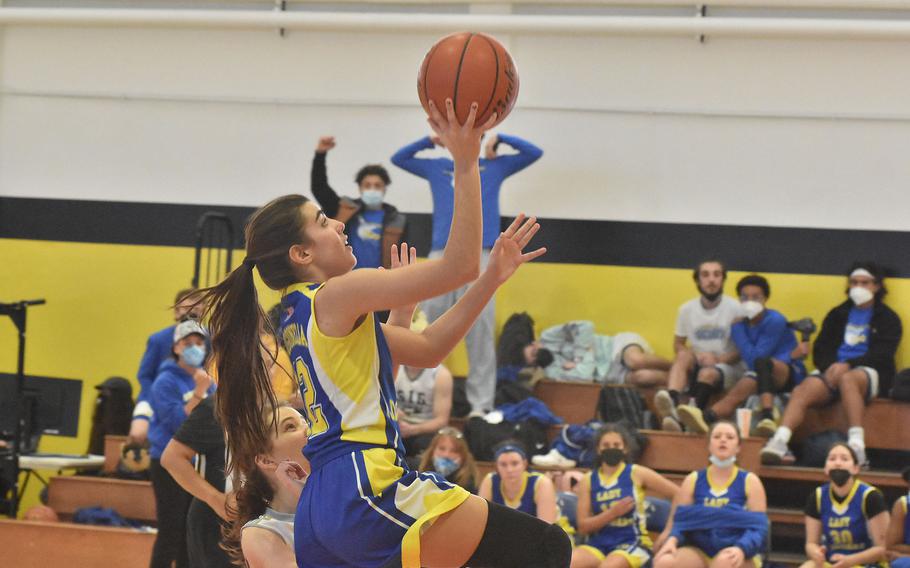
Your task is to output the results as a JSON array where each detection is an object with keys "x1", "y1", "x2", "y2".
[{"x1": 2, "y1": 8, "x2": 910, "y2": 231}]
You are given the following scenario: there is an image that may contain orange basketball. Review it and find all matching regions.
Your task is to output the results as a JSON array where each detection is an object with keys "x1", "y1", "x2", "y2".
[{"x1": 418, "y1": 32, "x2": 519, "y2": 128}]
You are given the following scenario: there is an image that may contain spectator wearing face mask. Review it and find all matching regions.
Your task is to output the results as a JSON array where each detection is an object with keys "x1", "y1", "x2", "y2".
[
  {"x1": 148, "y1": 320, "x2": 216, "y2": 568},
  {"x1": 418, "y1": 427, "x2": 480, "y2": 494},
  {"x1": 128, "y1": 288, "x2": 203, "y2": 444},
  {"x1": 762, "y1": 261, "x2": 902, "y2": 468},
  {"x1": 676, "y1": 274, "x2": 807, "y2": 438},
  {"x1": 310, "y1": 136, "x2": 406, "y2": 270}
]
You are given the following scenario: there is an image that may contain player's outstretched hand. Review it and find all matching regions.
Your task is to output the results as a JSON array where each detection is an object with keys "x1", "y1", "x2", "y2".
[
  {"x1": 485, "y1": 214, "x2": 546, "y2": 286},
  {"x1": 426, "y1": 98, "x2": 497, "y2": 166}
]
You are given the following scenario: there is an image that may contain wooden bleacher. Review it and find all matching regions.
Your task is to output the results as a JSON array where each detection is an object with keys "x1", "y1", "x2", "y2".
[
  {"x1": 0, "y1": 520, "x2": 154, "y2": 568},
  {"x1": 48, "y1": 475, "x2": 156, "y2": 523}
]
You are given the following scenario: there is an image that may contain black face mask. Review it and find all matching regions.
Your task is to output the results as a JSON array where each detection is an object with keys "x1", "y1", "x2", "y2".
[
  {"x1": 600, "y1": 448, "x2": 625, "y2": 467},
  {"x1": 829, "y1": 468, "x2": 852, "y2": 487}
]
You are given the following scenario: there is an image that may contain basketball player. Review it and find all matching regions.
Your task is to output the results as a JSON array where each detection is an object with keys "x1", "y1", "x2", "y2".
[{"x1": 202, "y1": 99, "x2": 570, "y2": 568}]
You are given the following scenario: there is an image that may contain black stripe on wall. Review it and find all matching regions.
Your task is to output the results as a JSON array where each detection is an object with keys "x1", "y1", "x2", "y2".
[{"x1": 2, "y1": 197, "x2": 909, "y2": 277}]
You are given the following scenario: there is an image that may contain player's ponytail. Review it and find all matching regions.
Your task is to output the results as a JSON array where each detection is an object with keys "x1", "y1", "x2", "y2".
[{"x1": 201, "y1": 194, "x2": 311, "y2": 478}]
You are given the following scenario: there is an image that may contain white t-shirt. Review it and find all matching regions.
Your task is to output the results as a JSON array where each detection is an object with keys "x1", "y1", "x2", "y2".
[
  {"x1": 675, "y1": 295, "x2": 743, "y2": 355},
  {"x1": 395, "y1": 366, "x2": 439, "y2": 423}
]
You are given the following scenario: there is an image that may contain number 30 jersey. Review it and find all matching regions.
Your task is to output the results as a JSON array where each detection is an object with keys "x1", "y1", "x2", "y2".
[{"x1": 280, "y1": 283, "x2": 404, "y2": 470}]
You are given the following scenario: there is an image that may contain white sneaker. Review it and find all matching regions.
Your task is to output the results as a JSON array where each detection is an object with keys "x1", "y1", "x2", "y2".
[
  {"x1": 661, "y1": 416, "x2": 682, "y2": 432},
  {"x1": 760, "y1": 438, "x2": 788, "y2": 465},
  {"x1": 848, "y1": 440, "x2": 869, "y2": 470},
  {"x1": 654, "y1": 390, "x2": 679, "y2": 422},
  {"x1": 531, "y1": 449, "x2": 577, "y2": 469}
]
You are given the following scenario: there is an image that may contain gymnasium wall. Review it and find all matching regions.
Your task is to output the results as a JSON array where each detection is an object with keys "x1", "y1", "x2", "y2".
[{"x1": 2, "y1": 2, "x2": 910, "y2": 512}]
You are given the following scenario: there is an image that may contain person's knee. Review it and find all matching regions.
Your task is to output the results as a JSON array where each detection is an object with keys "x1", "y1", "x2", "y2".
[
  {"x1": 653, "y1": 554, "x2": 674, "y2": 568},
  {"x1": 697, "y1": 368, "x2": 720, "y2": 385},
  {"x1": 467, "y1": 501, "x2": 571, "y2": 568},
  {"x1": 624, "y1": 349, "x2": 645, "y2": 371}
]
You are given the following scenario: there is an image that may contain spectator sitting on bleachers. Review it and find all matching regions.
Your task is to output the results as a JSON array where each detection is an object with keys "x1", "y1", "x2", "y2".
[
  {"x1": 761, "y1": 262, "x2": 902, "y2": 468},
  {"x1": 418, "y1": 427, "x2": 480, "y2": 494},
  {"x1": 654, "y1": 421, "x2": 768, "y2": 568},
  {"x1": 800, "y1": 443, "x2": 889, "y2": 568},
  {"x1": 148, "y1": 320, "x2": 216, "y2": 568},
  {"x1": 478, "y1": 440, "x2": 558, "y2": 523},
  {"x1": 128, "y1": 287, "x2": 203, "y2": 444},
  {"x1": 395, "y1": 311, "x2": 454, "y2": 462},
  {"x1": 161, "y1": 396, "x2": 233, "y2": 568},
  {"x1": 570, "y1": 423, "x2": 679, "y2": 568},
  {"x1": 676, "y1": 274, "x2": 808, "y2": 437},
  {"x1": 536, "y1": 320, "x2": 670, "y2": 386},
  {"x1": 223, "y1": 404, "x2": 310, "y2": 568},
  {"x1": 886, "y1": 468, "x2": 910, "y2": 566},
  {"x1": 656, "y1": 259, "x2": 745, "y2": 432}
]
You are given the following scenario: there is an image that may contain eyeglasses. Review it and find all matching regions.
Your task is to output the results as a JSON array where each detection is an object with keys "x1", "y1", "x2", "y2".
[{"x1": 437, "y1": 426, "x2": 464, "y2": 439}]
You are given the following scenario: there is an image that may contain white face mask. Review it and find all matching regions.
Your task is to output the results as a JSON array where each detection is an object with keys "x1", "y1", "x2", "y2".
[
  {"x1": 741, "y1": 300, "x2": 764, "y2": 320},
  {"x1": 849, "y1": 286, "x2": 874, "y2": 306},
  {"x1": 360, "y1": 189, "x2": 384, "y2": 209},
  {"x1": 709, "y1": 454, "x2": 737, "y2": 468}
]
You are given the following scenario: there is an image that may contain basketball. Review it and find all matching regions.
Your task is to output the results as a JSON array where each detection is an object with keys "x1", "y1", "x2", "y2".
[
  {"x1": 24, "y1": 505, "x2": 59, "y2": 523},
  {"x1": 418, "y1": 32, "x2": 519, "y2": 127}
]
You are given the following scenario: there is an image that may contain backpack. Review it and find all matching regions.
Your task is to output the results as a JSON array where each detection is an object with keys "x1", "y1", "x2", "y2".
[
  {"x1": 463, "y1": 417, "x2": 549, "y2": 462},
  {"x1": 596, "y1": 386, "x2": 653, "y2": 430},
  {"x1": 797, "y1": 430, "x2": 847, "y2": 468},
  {"x1": 890, "y1": 368, "x2": 910, "y2": 401}
]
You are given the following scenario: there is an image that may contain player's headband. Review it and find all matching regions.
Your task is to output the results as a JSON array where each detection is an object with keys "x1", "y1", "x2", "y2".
[
  {"x1": 850, "y1": 268, "x2": 874, "y2": 279},
  {"x1": 494, "y1": 444, "x2": 527, "y2": 460}
]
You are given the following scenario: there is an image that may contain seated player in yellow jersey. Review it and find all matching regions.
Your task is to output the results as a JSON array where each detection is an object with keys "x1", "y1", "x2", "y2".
[
  {"x1": 479, "y1": 441, "x2": 558, "y2": 523},
  {"x1": 572, "y1": 423, "x2": 679, "y2": 568},
  {"x1": 202, "y1": 99, "x2": 570, "y2": 568}
]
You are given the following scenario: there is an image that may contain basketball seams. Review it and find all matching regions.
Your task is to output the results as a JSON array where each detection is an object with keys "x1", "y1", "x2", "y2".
[
  {"x1": 451, "y1": 33, "x2": 475, "y2": 123},
  {"x1": 477, "y1": 34, "x2": 500, "y2": 126},
  {"x1": 420, "y1": 42, "x2": 441, "y2": 111}
]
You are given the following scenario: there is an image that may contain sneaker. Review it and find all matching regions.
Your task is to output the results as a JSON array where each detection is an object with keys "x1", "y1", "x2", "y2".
[
  {"x1": 848, "y1": 441, "x2": 870, "y2": 470},
  {"x1": 754, "y1": 418, "x2": 777, "y2": 438},
  {"x1": 677, "y1": 405, "x2": 709, "y2": 434},
  {"x1": 760, "y1": 438, "x2": 788, "y2": 465},
  {"x1": 654, "y1": 390, "x2": 679, "y2": 422},
  {"x1": 661, "y1": 416, "x2": 682, "y2": 432},
  {"x1": 531, "y1": 449, "x2": 577, "y2": 469}
]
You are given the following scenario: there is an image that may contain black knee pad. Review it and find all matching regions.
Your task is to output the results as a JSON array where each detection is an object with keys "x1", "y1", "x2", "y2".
[
  {"x1": 754, "y1": 357, "x2": 774, "y2": 394},
  {"x1": 466, "y1": 500, "x2": 571, "y2": 568}
]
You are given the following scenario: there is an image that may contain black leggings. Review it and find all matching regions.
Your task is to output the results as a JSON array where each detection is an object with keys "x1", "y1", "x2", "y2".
[
  {"x1": 467, "y1": 500, "x2": 572, "y2": 568},
  {"x1": 149, "y1": 458, "x2": 192, "y2": 568}
]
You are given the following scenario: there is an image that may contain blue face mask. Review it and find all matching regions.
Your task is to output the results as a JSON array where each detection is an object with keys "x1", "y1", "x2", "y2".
[
  {"x1": 433, "y1": 456, "x2": 460, "y2": 477},
  {"x1": 181, "y1": 344, "x2": 206, "y2": 368},
  {"x1": 360, "y1": 189, "x2": 384, "y2": 209}
]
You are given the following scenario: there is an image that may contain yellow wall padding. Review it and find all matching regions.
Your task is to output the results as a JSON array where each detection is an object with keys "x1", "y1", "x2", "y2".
[{"x1": 2, "y1": 238, "x2": 908, "y2": 514}]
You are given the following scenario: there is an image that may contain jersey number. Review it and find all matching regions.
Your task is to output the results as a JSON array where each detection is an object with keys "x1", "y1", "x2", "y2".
[
  {"x1": 294, "y1": 357, "x2": 328, "y2": 437},
  {"x1": 827, "y1": 529, "x2": 854, "y2": 547}
]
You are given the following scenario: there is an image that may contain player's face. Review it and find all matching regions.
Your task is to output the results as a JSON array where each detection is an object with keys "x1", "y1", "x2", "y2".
[
  {"x1": 697, "y1": 262, "x2": 725, "y2": 297},
  {"x1": 824, "y1": 445, "x2": 859, "y2": 477},
  {"x1": 433, "y1": 436, "x2": 463, "y2": 465},
  {"x1": 708, "y1": 423, "x2": 740, "y2": 461},
  {"x1": 267, "y1": 407, "x2": 310, "y2": 472},
  {"x1": 848, "y1": 274, "x2": 880, "y2": 296},
  {"x1": 300, "y1": 202, "x2": 357, "y2": 277},
  {"x1": 174, "y1": 296, "x2": 203, "y2": 322},
  {"x1": 173, "y1": 334, "x2": 205, "y2": 357},
  {"x1": 596, "y1": 432, "x2": 625, "y2": 452},
  {"x1": 358, "y1": 174, "x2": 387, "y2": 193},
  {"x1": 496, "y1": 452, "x2": 527, "y2": 481}
]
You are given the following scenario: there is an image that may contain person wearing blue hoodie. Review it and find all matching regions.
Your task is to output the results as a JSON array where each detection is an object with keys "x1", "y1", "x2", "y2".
[
  {"x1": 128, "y1": 288, "x2": 203, "y2": 444},
  {"x1": 148, "y1": 319, "x2": 215, "y2": 568},
  {"x1": 391, "y1": 132, "x2": 543, "y2": 414}
]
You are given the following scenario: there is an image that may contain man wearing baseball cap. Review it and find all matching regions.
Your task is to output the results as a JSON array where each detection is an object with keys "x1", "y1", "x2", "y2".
[
  {"x1": 148, "y1": 319, "x2": 216, "y2": 568},
  {"x1": 761, "y1": 261, "x2": 902, "y2": 468}
]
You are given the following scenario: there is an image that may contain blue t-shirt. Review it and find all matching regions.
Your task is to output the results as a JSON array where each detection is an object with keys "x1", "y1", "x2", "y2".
[
  {"x1": 390, "y1": 134, "x2": 543, "y2": 251},
  {"x1": 837, "y1": 306, "x2": 873, "y2": 362},
  {"x1": 147, "y1": 360, "x2": 215, "y2": 459},
  {"x1": 731, "y1": 309, "x2": 805, "y2": 380},
  {"x1": 348, "y1": 208, "x2": 384, "y2": 270}
]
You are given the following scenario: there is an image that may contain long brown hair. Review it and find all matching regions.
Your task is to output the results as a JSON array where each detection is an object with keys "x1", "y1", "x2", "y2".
[
  {"x1": 200, "y1": 194, "x2": 311, "y2": 479},
  {"x1": 221, "y1": 466, "x2": 274, "y2": 565},
  {"x1": 418, "y1": 428, "x2": 479, "y2": 490}
]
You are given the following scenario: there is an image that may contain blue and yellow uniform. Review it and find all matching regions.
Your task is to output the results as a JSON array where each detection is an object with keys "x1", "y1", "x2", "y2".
[
  {"x1": 281, "y1": 284, "x2": 469, "y2": 568},
  {"x1": 689, "y1": 466, "x2": 762, "y2": 567},
  {"x1": 490, "y1": 471, "x2": 543, "y2": 516},
  {"x1": 892, "y1": 494, "x2": 910, "y2": 568},
  {"x1": 577, "y1": 463, "x2": 652, "y2": 567},
  {"x1": 815, "y1": 480, "x2": 888, "y2": 568}
]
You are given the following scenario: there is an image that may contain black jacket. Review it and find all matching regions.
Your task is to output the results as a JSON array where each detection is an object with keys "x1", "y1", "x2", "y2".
[
  {"x1": 812, "y1": 299, "x2": 902, "y2": 393},
  {"x1": 310, "y1": 152, "x2": 406, "y2": 269}
]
